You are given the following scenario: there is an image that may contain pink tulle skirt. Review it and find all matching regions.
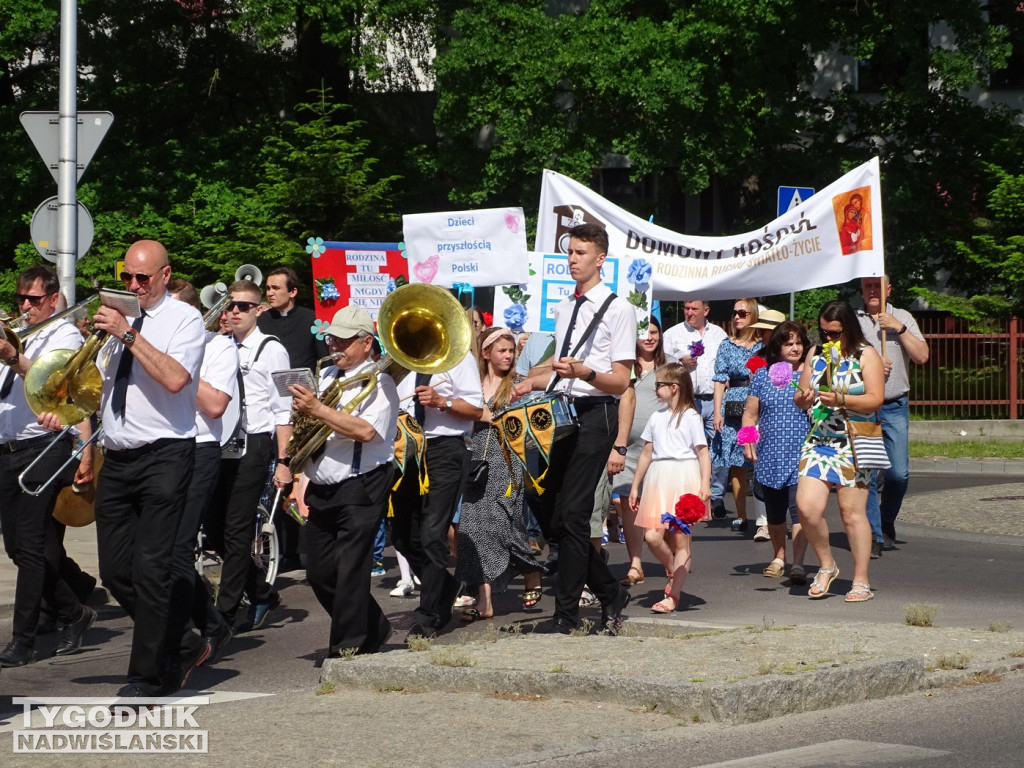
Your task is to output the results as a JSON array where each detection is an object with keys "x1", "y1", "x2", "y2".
[{"x1": 635, "y1": 458, "x2": 704, "y2": 530}]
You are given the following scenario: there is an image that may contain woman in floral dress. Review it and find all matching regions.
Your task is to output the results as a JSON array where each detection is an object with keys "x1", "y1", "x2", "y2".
[
  {"x1": 794, "y1": 302, "x2": 884, "y2": 602},
  {"x1": 712, "y1": 298, "x2": 762, "y2": 531},
  {"x1": 455, "y1": 328, "x2": 544, "y2": 620}
]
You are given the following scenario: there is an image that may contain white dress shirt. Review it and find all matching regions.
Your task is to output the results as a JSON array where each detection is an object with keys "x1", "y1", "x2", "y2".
[
  {"x1": 394, "y1": 351, "x2": 483, "y2": 438},
  {"x1": 235, "y1": 327, "x2": 292, "y2": 435},
  {"x1": 0, "y1": 319, "x2": 83, "y2": 442},
  {"x1": 662, "y1": 320, "x2": 728, "y2": 396},
  {"x1": 550, "y1": 283, "x2": 635, "y2": 398},
  {"x1": 306, "y1": 359, "x2": 399, "y2": 485},
  {"x1": 98, "y1": 293, "x2": 205, "y2": 450},
  {"x1": 195, "y1": 331, "x2": 239, "y2": 445}
]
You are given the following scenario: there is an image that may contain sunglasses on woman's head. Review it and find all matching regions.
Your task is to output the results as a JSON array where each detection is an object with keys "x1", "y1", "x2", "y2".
[
  {"x1": 732, "y1": 309, "x2": 750, "y2": 318},
  {"x1": 818, "y1": 328, "x2": 843, "y2": 340}
]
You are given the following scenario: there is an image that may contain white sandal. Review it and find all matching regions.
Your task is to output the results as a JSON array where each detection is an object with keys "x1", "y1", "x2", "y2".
[{"x1": 808, "y1": 564, "x2": 839, "y2": 599}]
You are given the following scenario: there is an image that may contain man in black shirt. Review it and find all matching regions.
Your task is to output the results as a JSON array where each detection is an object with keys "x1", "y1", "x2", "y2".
[
  {"x1": 256, "y1": 267, "x2": 329, "y2": 370},
  {"x1": 256, "y1": 266, "x2": 329, "y2": 570}
]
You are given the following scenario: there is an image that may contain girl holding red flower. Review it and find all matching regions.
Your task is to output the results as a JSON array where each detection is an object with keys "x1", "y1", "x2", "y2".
[{"x1": 628, "y1": 363, "x2": 711, "y2": 613}]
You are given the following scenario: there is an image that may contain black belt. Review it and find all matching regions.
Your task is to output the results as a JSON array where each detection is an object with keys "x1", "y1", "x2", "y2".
[
  {"x1": 105, "y1": 437, "x2": 192, "y2": 461},
  {"x1": 572, "y1": 395, "x2": 616, "y2": 410},
  {"x1": 0, "y1": 433, "x2": 69, "y2": 454},
  {"x1": 695, "y1": 394, "x2": 713, "y2": 400},
  {"x1": 883, "y1": 395, "x2": 908, "y2": 405},
  {"x1": 728, "y1": 377, "x2": 749, "y2": 387},
  {"x1": 245, "y1": 431, "x2": 272, "y2": 439}
]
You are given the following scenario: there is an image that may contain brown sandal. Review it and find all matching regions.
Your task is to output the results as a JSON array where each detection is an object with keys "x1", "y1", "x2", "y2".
[{"x1": 619, "y1": 566, "x2": 645, "y2": 586}]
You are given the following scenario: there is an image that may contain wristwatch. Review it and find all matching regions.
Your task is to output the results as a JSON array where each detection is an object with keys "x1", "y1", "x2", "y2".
[
  {"x1": 120, "y1": 328, "x2": 137, "y2": 346},
  {"x1": 897, "y1": 324, "x2": 908, "y2": 336},
  {"x1": 442, "y1": 398, "x2": 454, "y2": 412},
  {"x1": 612, "y1": 445, "x2": 627, "y2": 456},
  {"x1": 584, "y1": 368, "x2": 598, "y2": 383},
  {"x1": 2, "y1": 350, "x2": 18, "y2": 367}
]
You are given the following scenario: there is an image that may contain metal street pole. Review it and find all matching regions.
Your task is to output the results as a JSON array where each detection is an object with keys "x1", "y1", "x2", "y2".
[{"x1": 57, "y1": 0, "x2": 78, "y2": 305}]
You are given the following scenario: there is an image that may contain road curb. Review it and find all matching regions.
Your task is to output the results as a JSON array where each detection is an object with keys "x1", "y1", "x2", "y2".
[{"x1": 321, "y1": 652, "x2": 928, "y2": 726}]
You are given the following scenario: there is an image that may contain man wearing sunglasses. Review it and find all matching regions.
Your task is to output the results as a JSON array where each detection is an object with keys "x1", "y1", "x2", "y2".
[
  {"x1": 662, "y1": 300, "x2": 731, "y2": 519},
  {"x1": 0, "y1": 267, "x2": 97, "y2": 668},
  {"x1": 208, "y1": 279, "x2": 292, "y2": 634},
  {"x1": 88, "y1": 239, "x2": 207, "y2": 696}
]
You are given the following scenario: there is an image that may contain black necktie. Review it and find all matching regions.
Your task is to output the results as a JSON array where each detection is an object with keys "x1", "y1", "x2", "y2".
[
  {"x1": 413, "y1": 372, "x2": 431, "y2": 426},
  {"x1": 112, "y1": 311, "x2": 146, "y2": 418},
  {"x1": 0, "y1": 337, "x2": 31, "y2": 400},
  {"x1": 0, "y1": 367, "x2": 15, "y2": 400},
  {"x1": 558, "y1": 294, "x2": 587, "y2": 360}
]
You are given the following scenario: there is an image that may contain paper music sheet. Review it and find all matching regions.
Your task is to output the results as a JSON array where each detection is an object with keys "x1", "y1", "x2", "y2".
[
  {"x1": 98, "y1": 288, "x2": 142, "y2": 318},
  {"x1": 271, "y1": 368, "x2": 314, "y2": 398}
]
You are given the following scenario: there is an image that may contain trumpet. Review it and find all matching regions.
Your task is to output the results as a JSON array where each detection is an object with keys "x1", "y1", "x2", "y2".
[
  {"x1": 285, "y1": 283, "x2": 472, "y2": 475},
  {"x1": 199, "y1": 264, "x2": 263, "y2": 331}
]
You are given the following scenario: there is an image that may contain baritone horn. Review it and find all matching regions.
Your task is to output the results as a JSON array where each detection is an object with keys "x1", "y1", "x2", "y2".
[
  {"x1": 1, "y1": 294, "x2": 98, "y2": 359},
  {"x1": 285, "y1": 283, "x2": 472, "y2": 474}
]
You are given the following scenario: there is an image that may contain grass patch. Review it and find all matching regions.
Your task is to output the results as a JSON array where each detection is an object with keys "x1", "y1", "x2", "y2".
[
  {"x1": 988, "y1": 620, "x2": 1013, "y2": 633},
  {"x1": 430, "y1": 648, "x2": 477, "y2": 667},
  {"x1": 904, "y1": 603, "x2": 940, "y2": 627},
  {"x1": 689, "y1": 677, "x2": 704, "y2": 683},
  {"x1": 378, "y1": 685, "x2": 404, "y2": 692},
  {"x1": 629, "y1": 703, "x2": 659, "y2": 713},
  {"x1": 909, "y1": 440, "x2": 1024, "y2": 459},
  {"x1": 931, "y1": 652, "x2": 970, "y2": 670},
  {"x1": 406, "y1": 636, "x2": 433, "y2": 652},
  {"x1": 569, "y1": 618, "x2": 595, "y2": 637},
  {"x1": 757, "y1": 660, "x2": 776, "y2": 676},
  {"x1": 335, "y1": 648, "x2": 358, "y2": 661},
  {"x1": 550, "y1": 664, "x2": 569, "y2": 674},
  {"x1": 315, "y1": 682, "x2": 336, "y2": 696}
]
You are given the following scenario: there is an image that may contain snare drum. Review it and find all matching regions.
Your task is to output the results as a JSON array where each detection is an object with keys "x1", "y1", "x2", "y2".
[{"x1": 496, "y1": 392, "x2": 578, "y2": 448}]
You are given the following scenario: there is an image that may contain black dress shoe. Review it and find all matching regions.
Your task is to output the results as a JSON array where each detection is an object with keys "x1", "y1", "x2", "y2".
[
  {"x1": 172, "y1": 639, "x2": 212, "y2": 694},
  {"x1": 73, "y1": 573, "x2": 98, "y2": 603},
  {"x1": 406, "y1": 622, "x2": 438, "y2": 640},
  {"x1": 600, "y1": 587, "x2": 631, "y2": 635},
  {"x1": 204, "y1": 620, "x2": 234, "y2": 664},
  {"x1": 53, "y1": 605, "x2": 96, "y2": 656},
  {"x1": 0, "y1": 639, "x2": 35, "y2": 668},
  {"x1": 711, "y1": 500, "x2": 727, "y2": 519},
  {"x1": 541, "y1": 617, "x2": 576, "y2": 635},
  {"x1": 360, "y1": 614, "x2": 394, "y2": 655}
]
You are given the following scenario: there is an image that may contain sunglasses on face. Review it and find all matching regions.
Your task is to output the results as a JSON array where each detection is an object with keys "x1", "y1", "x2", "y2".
[
  {"x1": 14, "y1": 293, "x2": 50, "y2": 306},
  {"x1": 227, "y1": 301, "x2": 258, "y2": 313},
  {"x1": 654, "y1": 381, "x2": 677, "y2": 390},
  {"x1": 120, "y1": 270, "x2": 159, "y2": 286},
  {"x1": 732, "y1": 309, "x2": 750, "y2": 318},
  {"x1": 818, "y1": 328, "x2": 843, "y2": 340}
]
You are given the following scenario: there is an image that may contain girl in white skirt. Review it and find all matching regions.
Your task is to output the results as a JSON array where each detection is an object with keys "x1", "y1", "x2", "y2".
[{"x1": 628, "y1": 363, "x2": 711, "y2": 613}]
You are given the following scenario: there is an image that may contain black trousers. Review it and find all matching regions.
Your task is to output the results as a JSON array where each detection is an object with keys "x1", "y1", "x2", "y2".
[
  {"x1": 0, "y1": 435, "x2": 81, "y2": 646},
  {"x1": 209, "y1": 433, "x2": 277, "y2": 622},
  {"x1": 169, "y1": 441, "x2": 224, "y2": 647},
  {"x1": 533, "y1": 401, "x2": 620, "y2": 624},
  {"x1": 95, "y1": 438, "x2": 195, "y2": 689},
  {"x1": 305, "y1": 464, "x2": 394, "y2": 654},
  {"x1": 391, "y1": 435, "x2": 469, "y2": 630}
]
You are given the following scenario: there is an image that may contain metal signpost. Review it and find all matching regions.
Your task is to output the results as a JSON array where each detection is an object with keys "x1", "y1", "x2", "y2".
[
  {"x1": 19, "y1": 0, "x2": 113, "y2": 306},
  {"x1": 777, "y1": 186, "x2": 816, "y2": 319}
]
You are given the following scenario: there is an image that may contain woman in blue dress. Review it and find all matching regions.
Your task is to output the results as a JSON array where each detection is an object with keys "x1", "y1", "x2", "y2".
[
  {"x1": 794, "y1": 302, "x2": 884, "y2": 602},
  {"x1": 712, "y1": 298, "x2": 762, "y2": 532},
  {"x1": 742, "y1": 321, "x2": 812, "y2": 582}
]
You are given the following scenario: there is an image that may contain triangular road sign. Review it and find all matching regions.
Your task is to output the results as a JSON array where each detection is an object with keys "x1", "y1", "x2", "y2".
[{"x1": 20, "y1": 110, "x2": 114, "y2": 184}]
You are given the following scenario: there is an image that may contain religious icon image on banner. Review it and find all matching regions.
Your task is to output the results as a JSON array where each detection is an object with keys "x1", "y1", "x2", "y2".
[{"x1": 832, "y1": 185, "x2": 873, "y2": 255}]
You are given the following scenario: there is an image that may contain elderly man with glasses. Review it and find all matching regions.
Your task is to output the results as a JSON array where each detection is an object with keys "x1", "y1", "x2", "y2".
[
  {"x1": 206, "y1": 278, "x2": 293, "y2": 635},
  {"x1": 87, "y1": 240, "x2": 207, "y2": 695},
  {"x1": 287, "y1": 306, "x2": 399, "y2": 656}
]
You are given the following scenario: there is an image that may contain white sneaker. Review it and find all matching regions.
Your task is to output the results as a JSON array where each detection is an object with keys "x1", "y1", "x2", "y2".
[
  {"x1": 390, "y1": 580, "x2": 414, "y2": 597},
  {"x1": 753, "y1": 526, "x2": 770, "y2": 542}
]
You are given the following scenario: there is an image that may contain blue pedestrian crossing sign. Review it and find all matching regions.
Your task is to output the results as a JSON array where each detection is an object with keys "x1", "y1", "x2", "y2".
[{"x1": 777, "y1": 186, "x2": 816, "y2": 218}]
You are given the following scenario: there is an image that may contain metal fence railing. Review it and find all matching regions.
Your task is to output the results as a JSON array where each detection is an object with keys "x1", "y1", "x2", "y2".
[{"x1": 911, "y1": 316, "x2": 1022, "y2": 420}]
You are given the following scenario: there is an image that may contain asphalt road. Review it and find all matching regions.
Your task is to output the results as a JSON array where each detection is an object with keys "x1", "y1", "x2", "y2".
[{"x1": 0, "y1": 471, "x2": 1022, "y2": 767}]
